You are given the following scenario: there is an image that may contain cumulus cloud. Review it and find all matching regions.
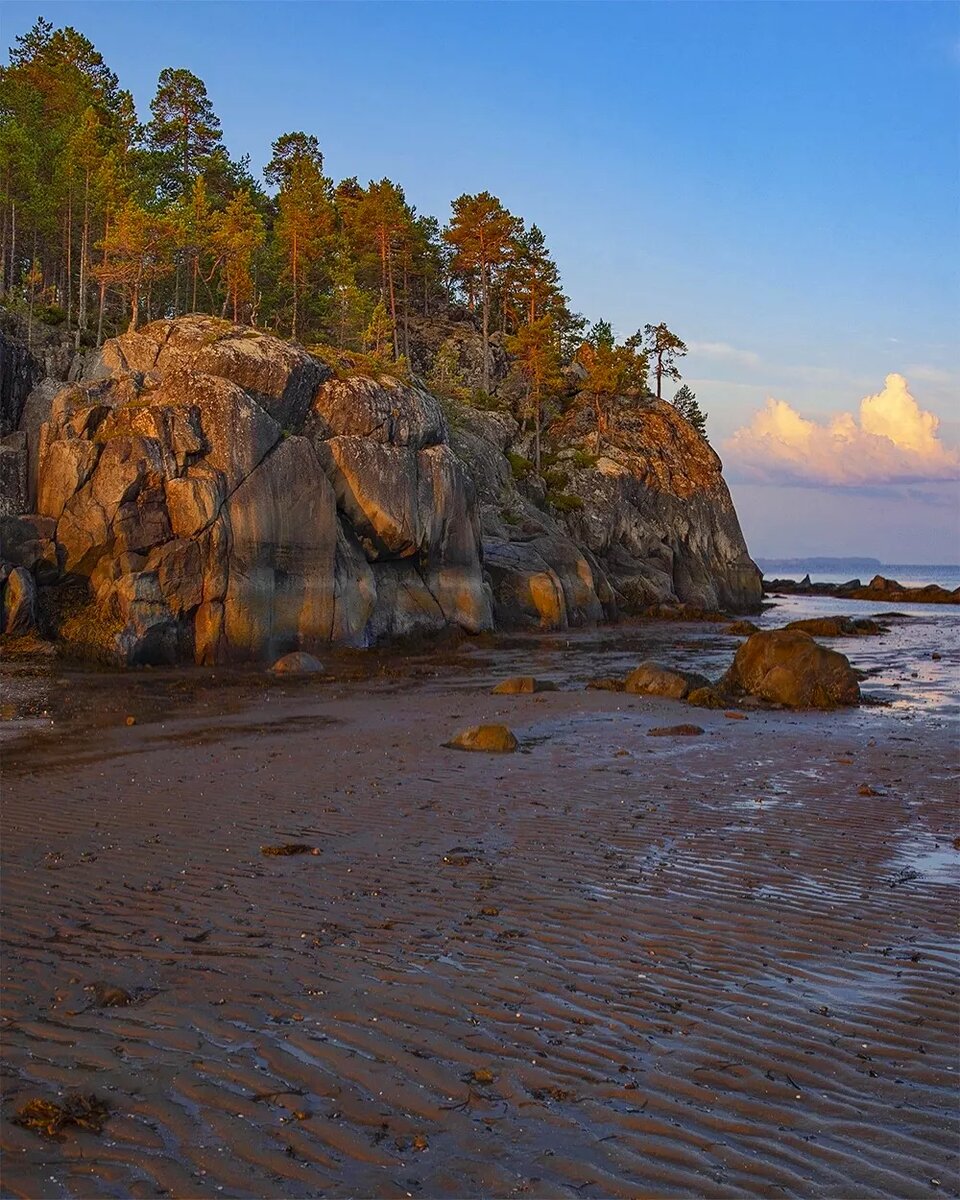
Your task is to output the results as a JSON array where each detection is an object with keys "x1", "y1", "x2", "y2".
[
  {"x1": 725, "y1": 373, "x2": 960, "y2": 487},
  {"x1": 688, "y1": 341, "x2": 761, "y2": 369}
]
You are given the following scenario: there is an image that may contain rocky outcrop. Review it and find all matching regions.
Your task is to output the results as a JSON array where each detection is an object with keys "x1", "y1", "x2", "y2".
[
  {"x1": 764, "y1": 574, "x2": 959, "y2": 605},
  {"x1": 4, "y1": 314, "x2": 762, "y2": 663},
  {"x1": 448, "y1": 399, "x2": 760, "y2": 627},
  {"x1": 720, "y1": 629, "x2": 861, "y2": 709},
  {"x1": 5, "y1": 317, "x2": 492, "y2": 663}
]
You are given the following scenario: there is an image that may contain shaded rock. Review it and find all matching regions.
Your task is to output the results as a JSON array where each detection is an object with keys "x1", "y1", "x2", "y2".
[
  {"x1": 720, "y1": 628, "x2": 860, "y2": 709},
  {"x1": 624, "y1": 660, "x2": 710, "y2": 700},
  {"x1": 269, "y1": 651, "x2": 324, "y2": 674},
  {"x1": 648, "y1": 723, "x2": 705, "y2": 737},
  {"x1": 0, "y1": 431, "x2": 27, "y2": 516},
  {"x1": 221, "y1": 436, "x2": 337, "y2": 663},
  {"x1": 785, "y1": 616, "x2": 884, "y2": 637},
  {"x1": 491, "y1": 676, "x2": 558, "y2": 695},
  {"x1": 727, "y1": 619, "x2": 759, "y2": 636},
  {"x1": 445, "y1": 724, "x2": 519, "y2": 753},
  {"x1": 0, "y1": 514, "x2": 60, "y2": 583},
  {"x1": 586, "y1": 677, "x2": 625, "y2": 692},
  {"x1": 365, "y1": 561, "x2": 447, "y2": 641},
  {"x1": 331, "y1": 520, "x2": 377, "y2": 646},
  {"x1": 483, "y1": 540, "x2": 567, "y2": 629},
  {"x1": 687, "y1": 685, "x2": 729, "y2": 709},
  {"x1": 1, "y1": 566, "x2": 37, "y2": 635}
]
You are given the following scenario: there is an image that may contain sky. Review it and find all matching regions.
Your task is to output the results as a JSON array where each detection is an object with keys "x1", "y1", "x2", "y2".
[{"x1": 5, "y1": 0, "x2": 959, "y2": 562}]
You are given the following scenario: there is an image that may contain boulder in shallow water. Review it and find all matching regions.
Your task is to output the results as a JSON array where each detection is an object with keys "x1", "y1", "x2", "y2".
[
  {"x1": 785, "y1": 616, "x2": 884, "y2": 637},
  {"x1": 720, "y1": 628, "x2": 860, "y2": 709},
  {"x1": 445, "y1": 724, "x2": 518, "y2": 753}
]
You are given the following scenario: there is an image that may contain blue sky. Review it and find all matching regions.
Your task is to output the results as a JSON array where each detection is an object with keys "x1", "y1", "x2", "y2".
[{"x1": 6, "y1": 0, "x2": 959, "y2": 561}]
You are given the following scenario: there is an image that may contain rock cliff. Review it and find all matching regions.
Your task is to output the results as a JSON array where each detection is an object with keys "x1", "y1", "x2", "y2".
[{"x1": 1, "y1": 315, "x2": 760, "y2": 663}]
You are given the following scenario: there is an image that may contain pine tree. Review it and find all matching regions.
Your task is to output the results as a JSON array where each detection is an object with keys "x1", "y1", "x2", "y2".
[
  {"x1": 266, "y1": 132, "x2": 332, "y2": 340},
  {"x1": 506, "y1": 315, "x2": 564, "y2": 472},
  {"x1": 91, "y1": 198, "x2": 175, "y2": 330},
  {"x1": 209, "y1": 189, "x2": 264, "y2": 323},
  {"x1": 671, "y1": 383, "x2": 709, "y2": 440},
  {"x1": 147, "y1": 67, "x2": 223, "y2": 199},
  {"x1": 444, "y1": 192, "x2": 521, "y2": 392},
  {"x1": 575, "y1": 321, "x2": 649, "y2": 450},
  {"x1": 643, "y1": 322, "x2": 687, "y2": 400}
]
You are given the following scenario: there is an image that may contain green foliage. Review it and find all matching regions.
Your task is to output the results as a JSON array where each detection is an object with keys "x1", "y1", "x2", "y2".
[
  {"x1": 570, "y1": 449, "x2": 599, "y2": 469},
  {"x1": 546, "y1": 491, "x2": 584, "y2": 512},
  {"x1": 507, "y1": 451, "x2": 534, "y2": 479},
  {"x1": 543, "y1": 467, "x2": 569, "y2": 489},
  {"x1": 0, "y1": 11, "x2": 688, "y2": 428},
  {"x1": 644, "y1": 322, "x2": 688, "y2": 399},
  {"x1": 671, "y1": 383, "x2": 709, "y2": 441}
]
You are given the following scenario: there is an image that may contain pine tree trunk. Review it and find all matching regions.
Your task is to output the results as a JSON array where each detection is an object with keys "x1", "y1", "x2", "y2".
[
  {"x1": 291, "y1": 230, "x2": 298, "y2": 340},
  {"x1": 402, "y1": 262, "x2": 410, "y2": 362},
  {"x1": 387, "y1": 248, "x2": 397, "y2": 360},
  {"x1": 481, "y1": 260, "x2": 490, "y2": 393},
  {"x1": 65, "y1": 191, "x2": 73, "y2": 330},
  {"x1": 77, "y1": 170, "x2": 90, "y2": 348}
]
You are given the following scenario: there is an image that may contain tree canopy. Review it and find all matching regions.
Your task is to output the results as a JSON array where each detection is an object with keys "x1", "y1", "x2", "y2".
[{"x1": 1, "y1": 17, "x2": 696, "y2": 461}]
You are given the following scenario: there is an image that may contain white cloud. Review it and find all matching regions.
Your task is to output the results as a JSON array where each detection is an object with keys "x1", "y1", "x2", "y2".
[
  {"x1": 724, "y1": 373, "x2": 960, "y2": 487},
  {"x1": 687, "y1": 341, "x2": 761, "y2": 369}
]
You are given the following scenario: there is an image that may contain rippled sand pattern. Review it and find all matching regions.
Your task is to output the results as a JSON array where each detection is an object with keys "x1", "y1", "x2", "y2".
[{"x1": 2, "y1": 672, "x2": 958, "y2": 1198}]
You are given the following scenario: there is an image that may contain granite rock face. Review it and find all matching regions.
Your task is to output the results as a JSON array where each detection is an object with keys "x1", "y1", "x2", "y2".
[
  {"x1": 449, "y1": 400, "x2": 761, "y2": 629},
  {"x1": 6, "y1": 317, "x2": 492, "y2": 663},
  {"x1": 3, "y1": 314, "x2": 762, "y2": 662}
]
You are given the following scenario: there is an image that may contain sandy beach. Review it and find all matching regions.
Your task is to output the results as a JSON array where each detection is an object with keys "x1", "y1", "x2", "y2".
[{"x1": 1, "y1": 618, "x2": 958, "y2": 1199}]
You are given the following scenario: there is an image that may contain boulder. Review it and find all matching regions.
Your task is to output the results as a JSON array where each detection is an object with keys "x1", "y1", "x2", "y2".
[
  {"x1": 0, "y1": 514, "x2": 60, "y2": 584},
  {"x1": 720, "y1": 628, "x2": 860, "y2": 709},
  {"x1": 309, "y1": 375, "x2": 446, "y2": 449},
  {"x1": 624, "y1": 661, "x2": 710, "y2": 700},
  {"x1": 491, "y1": 676, "x2": 558, "y2": 695},
  {"x1": 270, "y1": 651, "x2": 324, "y2": 674},
  {"x1": 99, "y1": 316, "x2": 327, "y2": 431},
  {"x1": 1, "y1": 566, "x2": 37, "y2": 635},
  {"x1": 445, "y1": 724, "x2": 519, "y2": 753}
]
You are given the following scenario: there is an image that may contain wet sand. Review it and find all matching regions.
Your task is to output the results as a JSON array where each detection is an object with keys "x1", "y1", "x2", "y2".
[{"x1": 1, "y1": 628, "x2": 958, "y2": 1198}]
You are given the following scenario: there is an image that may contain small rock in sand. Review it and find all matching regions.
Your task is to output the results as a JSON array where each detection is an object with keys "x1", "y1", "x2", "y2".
[
  {"x1": 269, "y1": 652, "x2": 323, "y2": 675},
  {"x1": 586, "y1": 677, "x2": 625, "y2": 692},
  {"x1": 491, "y1": 676, "x2": 557, "y2": 695},
  {"x1": 445, "y1": 724, "x2": 518, "y2": 753},
  {"x1": 625, "y1": 661, "x2": 709, "y2": 700},
  {"x1": 647, "y1": 724, "x2": 705, "y2": 737}
]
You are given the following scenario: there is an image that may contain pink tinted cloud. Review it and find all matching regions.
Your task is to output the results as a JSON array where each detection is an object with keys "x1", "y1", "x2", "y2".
[{"x1": 725, "y1": 374, "x2": 960, "y2": 487}]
